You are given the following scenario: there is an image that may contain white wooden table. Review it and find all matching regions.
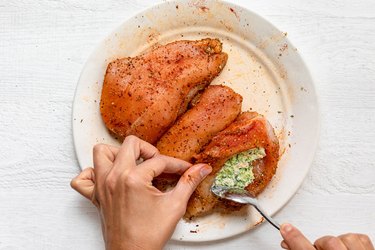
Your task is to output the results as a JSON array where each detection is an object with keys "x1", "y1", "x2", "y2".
[{"x1": 1, "y1": 0, "x2": 374, "y2": 249}]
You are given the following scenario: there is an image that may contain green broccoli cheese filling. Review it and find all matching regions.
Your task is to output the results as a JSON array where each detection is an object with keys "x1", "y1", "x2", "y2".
[{"x1": 213, "y1": 147, "x2": 266, "y2": 189}]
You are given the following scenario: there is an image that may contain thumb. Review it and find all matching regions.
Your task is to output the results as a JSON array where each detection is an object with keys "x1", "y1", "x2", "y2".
[
  {"x1": 280, "y1": 223, "x2": 316, "y2": 250},
  {"x1": 172, "y1": 163, "x2": 212, "y2": 203}
]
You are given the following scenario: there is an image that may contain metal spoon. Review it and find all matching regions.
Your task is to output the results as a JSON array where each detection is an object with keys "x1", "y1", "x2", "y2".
[{"x1": 211, "y1": 185, "x2": 280, "y2": 230}]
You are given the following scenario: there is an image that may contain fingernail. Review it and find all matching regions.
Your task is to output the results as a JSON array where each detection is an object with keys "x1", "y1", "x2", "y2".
[
  {"x1": 280, "y1": 240, "x2": 289, "y2": 249},
  {"x1": 199, "y1": 164, "x2": 212, "y2": 177},
  {"x1": 281, "y1": 223, "x2": 293, "y2": 234}
]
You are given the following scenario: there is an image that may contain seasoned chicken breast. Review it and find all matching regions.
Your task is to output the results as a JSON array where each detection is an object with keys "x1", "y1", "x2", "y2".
[
  {"x1": 100, "y1": 38, "x2": 228, "y2": 144},
  {"x1": 185, "y1": 112, "x2": 279, "y2": 219},
  {"x1": 156, "y1": 85, "x2": 242, "y2": 162}
]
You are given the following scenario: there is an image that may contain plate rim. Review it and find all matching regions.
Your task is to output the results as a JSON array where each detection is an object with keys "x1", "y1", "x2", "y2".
[{"x1": 72, "y1": 0, "x2": 321, "y2": 242}]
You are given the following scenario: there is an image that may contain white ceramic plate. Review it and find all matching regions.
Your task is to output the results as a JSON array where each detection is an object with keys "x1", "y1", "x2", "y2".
[{"x1": 72, "y1": 0, "x2": 319, "y2": 242}]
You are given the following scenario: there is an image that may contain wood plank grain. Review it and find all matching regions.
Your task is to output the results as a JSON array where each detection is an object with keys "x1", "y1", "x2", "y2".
[
  {"x1": 0, "y1": 191, "x2": 373, "y2": 249},
  {"x1": 1, "y1": 0, "x2": 374, "y2": 249}
]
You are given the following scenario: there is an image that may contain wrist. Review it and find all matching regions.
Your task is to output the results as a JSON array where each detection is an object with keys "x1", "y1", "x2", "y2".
[{"x1": 106, "y1": 238, "x2": 162, "y2": 250}]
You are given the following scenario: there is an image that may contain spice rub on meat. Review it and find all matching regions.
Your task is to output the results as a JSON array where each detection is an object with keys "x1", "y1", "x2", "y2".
[
  {"x1": 100, "y1": 38, "x2": 228, "y2": 144},
  {"x1": 157, "y1": 85, "x2": 242, "y2": 162},
  {"x1": 153, "y1": 85, "x2": 242, "y2": 192},
  {"x1": 100, "y1": 38, "x2": 280, "y2": 220},
  {"x1": 185, "y1": 112, "x2": 279, "y2": 219}
]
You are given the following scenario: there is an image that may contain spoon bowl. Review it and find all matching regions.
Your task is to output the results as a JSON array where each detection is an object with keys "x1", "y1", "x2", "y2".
[{"x1": 211, "y1": 185, "x2": 280, "y2": 230}]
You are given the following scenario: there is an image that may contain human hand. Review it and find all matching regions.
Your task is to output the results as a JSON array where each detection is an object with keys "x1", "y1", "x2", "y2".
[
  {"x1": 280, "y1": 223, "x2": 374, "y2": 250},
  {"x1": 71, "y1": 136, "x2": 212, "y2": 250}
]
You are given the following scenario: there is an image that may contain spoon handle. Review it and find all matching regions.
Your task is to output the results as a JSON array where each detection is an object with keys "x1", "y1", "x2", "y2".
[{"x1": 253, "y1": 205, "x2": 280, "y2": 230}]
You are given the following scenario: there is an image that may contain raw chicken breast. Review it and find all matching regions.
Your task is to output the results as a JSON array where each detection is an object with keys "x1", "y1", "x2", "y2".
[
  {"x1": 185, "y1": 112, "x2": 279, "y2": 219},
  {"x1": 100, "y1": 38, "x2": 228, "y2": 144},
  {"x1": 157, "y1": 85, "x2": 242, "y2": 162}
]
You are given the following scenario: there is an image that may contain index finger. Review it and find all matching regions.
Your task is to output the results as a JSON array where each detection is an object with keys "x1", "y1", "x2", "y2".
[
  {"x1": 137, "y1": 155, "x2": 191, "y2": 182},
  {"x1": 70, "y1": 167, "x2": 95, "y2": 201},
  {"x1": 111, "y1": 135, "x2": 159, "y2": 176},
  {"x1": 93, "y1": 144, "x2": 119, "y2": 184}
]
